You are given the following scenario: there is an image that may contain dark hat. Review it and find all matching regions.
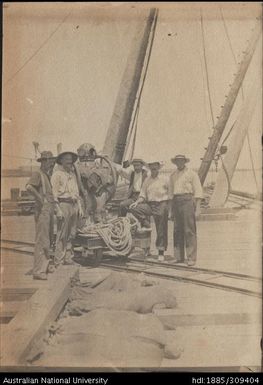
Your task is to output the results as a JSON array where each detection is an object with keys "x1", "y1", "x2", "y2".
[
  {"x1": 171, "y1": 155, "x2": 190, "y2": 164},
  {"x1": 56, "y1": 151, "x2": 78, "y2": 165},
  {"x1": 37, "y1": 151, "x2": 56, "y2": 162}
]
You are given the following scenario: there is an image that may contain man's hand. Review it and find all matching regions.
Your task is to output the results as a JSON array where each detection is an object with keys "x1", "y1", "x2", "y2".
[
  {"x1": 195, "y1": 199, "x2": 201, "y2": 219},
  {"x1": 56, "y1": 206, "x2": 64, "y2": 220},
  {"x1": 129, "y1": 201, "x2": 138, "y2": 209},
  {"x1": 78, "y1": 205, "x2": 85, "y2": 218},
  {"x1": 123, "y1": 160, "x2": 130, "y2": 169}
]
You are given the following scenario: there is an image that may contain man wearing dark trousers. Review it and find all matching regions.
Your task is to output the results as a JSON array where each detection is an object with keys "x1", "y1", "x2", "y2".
[
  {"x1": 169, "y1": 155, "x2": 203, "y2": 266},
  {"x1": 129, "y1": 161, "x2": 169, "y2": 261},
  {"x1": 115, "y1": 158, "x2": 148, "y2": 217}
]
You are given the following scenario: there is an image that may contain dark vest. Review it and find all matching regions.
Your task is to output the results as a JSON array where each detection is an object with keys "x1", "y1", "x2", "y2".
[{"x1": 128, "y1": 169, "x2": 148, "y2": 198}]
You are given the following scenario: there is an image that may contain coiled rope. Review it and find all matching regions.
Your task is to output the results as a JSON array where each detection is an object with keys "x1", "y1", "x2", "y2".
[{"x1": 78, "y1": 216, "x2": 139, "y2": 257}]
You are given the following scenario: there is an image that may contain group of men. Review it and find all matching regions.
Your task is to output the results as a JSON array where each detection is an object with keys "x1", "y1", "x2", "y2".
[
  {"x1": 115, "y1": 156, "x2": 203, "y2": 265},
  {"x1": 26, "y1": 148, "x2": 202, "y2": 280}
]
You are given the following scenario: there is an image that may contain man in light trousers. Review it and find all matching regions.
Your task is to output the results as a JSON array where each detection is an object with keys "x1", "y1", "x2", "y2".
[
  {"x1": 26, "y1": 151, "x2": 57, "y2": 280},
  {"x1": 51, "y1": 151, "x2": 83, "y2": 267}
]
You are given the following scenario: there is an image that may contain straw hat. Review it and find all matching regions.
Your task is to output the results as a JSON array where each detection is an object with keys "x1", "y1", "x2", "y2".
[{"x1": 171, "y1": 154, "x2": 190, "y2": 164}]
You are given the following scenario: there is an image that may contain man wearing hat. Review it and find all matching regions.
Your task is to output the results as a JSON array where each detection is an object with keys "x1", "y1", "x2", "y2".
[
  {"x1": 26, "y1": 151, "x2": 57, "y2": 280},
  {"x1": 51, "y1": 151, "x2": 83, "y2": 267},
  {"x1": 169, "y1": 155, "x2": 203, "y2": 266},
  {"x1": 115, "y1": 158, "x2": 148, "y2": 217},
  {"x1": 129, "y1": 161, "x2": 169, "y2": 261}
]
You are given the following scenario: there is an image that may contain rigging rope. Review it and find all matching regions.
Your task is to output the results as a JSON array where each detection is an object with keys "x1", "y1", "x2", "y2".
[
  {"x1": 129, "y1": 103, "x2": 140, "y2": 161},
  {"x1": 200, "y1": 10, "x2": 215, "y2": 128},
  {"x1": 5, "y1": 9, "x2": 73, "y2": 86}
]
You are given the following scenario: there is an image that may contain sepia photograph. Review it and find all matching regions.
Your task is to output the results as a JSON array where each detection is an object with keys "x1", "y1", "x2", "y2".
[{"x1": 1, "y1": 1, "x2": 262, "y2": 373}]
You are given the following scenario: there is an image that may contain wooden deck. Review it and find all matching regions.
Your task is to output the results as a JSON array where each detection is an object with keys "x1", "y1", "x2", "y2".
[
  {"x1": 0, "y1": 247, "x2": 78, "y2": 367},
  {"x1": 0, "y1": 204, "x2": 262, "y2": 370}
]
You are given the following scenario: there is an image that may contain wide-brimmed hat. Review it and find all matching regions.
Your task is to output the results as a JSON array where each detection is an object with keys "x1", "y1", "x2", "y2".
[
  {"x1": 56, "y1": 151, "x2": 78, "y2": 165},
  {"x1": 131, "y1": 158, "x2": 145, "y2": 165},
  {"x1": 147, "y1": 160, "x2": 164, "y2": 168},
  {"x1": 37, "y1": 151, "x2": 56, "y2": 162},
  {"x1": 171, "y1": 155, "x2": 190, "y2": 164}
]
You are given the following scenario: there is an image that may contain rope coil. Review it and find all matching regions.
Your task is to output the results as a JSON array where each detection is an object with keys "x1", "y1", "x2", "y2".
[{"x1": 78, "y1": 216, "x2": 139, "y2": 257}]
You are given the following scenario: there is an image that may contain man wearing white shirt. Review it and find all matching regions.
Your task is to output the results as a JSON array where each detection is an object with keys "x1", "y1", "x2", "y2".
[
  {"x1": 115, "y1": 158, "x2": 148, "y2": 217},
  {"x1": 129, "y1": 161, "x2": 169, "y2": 261},
  {"x1": 169, "y1": 154, "x2": 203, "y2": 266},
  {"x1": 51, "y1": 151, "x2": 83, "y2": 267}
]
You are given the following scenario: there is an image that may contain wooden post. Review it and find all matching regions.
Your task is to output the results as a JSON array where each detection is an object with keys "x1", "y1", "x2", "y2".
[
  {"x1": 209, "y1": 80, "x2": 260, "y2": 207},
  {"x1": 198, "y1": 20, "x2": 261, "y2": 185},
  {"x1": 102, "y1": 8, "x2": 157, "y2": 164}
]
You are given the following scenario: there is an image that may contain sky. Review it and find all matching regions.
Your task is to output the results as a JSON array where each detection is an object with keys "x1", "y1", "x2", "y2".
[{"x1": 2, "y1": 2, "x2": 262, "y2": 173}]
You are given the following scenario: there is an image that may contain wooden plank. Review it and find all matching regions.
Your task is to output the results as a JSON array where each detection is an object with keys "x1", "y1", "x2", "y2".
[
  {"x1": 0, "y1": 301, "x2": 23, "y2": 318},
  {"x1": 153, "y1": 309, "x2": 261, "y2": 328},
  {"x1": 0, "y1": 265, "x2": 78, "y2": 366},
  {"x1": 0, "y1": 288, "x2": 37, "y2": 302}
]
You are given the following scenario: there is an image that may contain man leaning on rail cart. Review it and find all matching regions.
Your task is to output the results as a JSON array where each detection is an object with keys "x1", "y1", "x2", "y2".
[{"x1": 51, "y1": 150, "x2": 84, "y2": 267}]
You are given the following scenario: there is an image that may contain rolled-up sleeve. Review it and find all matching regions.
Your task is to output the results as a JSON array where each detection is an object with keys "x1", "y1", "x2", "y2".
[
  {"x1": 192, "y1": 172, "x2": 203, "y2": 199},
  {"x1": 114, "y1": 163, "x2": 132, "y2": 181}
]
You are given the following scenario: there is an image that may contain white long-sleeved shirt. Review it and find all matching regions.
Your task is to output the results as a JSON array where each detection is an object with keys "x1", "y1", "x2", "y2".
[
  {"x1": 51, "y1": 165, "x2": 80, "y2": 202},
  {"x1": 139, "y1": 174, "x2": 170, "y2": 202},
  {"x1": 169, "y1": 167, "x2": 203, "y2": 199}
]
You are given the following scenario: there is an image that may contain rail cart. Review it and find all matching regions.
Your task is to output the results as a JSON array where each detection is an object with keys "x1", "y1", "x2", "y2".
[{"x1": 73, "y1": 221, "x2": 151, "y2": 266}]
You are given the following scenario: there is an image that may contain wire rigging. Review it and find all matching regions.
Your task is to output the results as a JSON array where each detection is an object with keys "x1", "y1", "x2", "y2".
[
  {"x1": 200, "y1": 9, "x2": 215, "y2": 128},
  {"x1": 5, "y1": 9, "x2": 73, "y2": 86}
]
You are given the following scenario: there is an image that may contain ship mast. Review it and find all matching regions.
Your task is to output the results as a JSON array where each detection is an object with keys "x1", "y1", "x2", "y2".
[
  {"x1": 198, "y1": 19, "x2": 261, "y2": 186},
  {"x1": 209, "y1": 79, "x2": 260, "y2": 207},
  {"x1": 103, "y1": 8, "x2": 158, "y2": 164}
]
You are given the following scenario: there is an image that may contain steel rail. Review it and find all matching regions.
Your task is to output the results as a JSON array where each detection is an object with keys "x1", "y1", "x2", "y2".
[{"x1": 1, "y1": 239, "x2": 261, "y2": 298}]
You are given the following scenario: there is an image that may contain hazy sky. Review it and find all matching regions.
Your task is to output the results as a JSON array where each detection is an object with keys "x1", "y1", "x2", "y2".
[{"x1": 2, "y1": 2, "x2": 262, "y2": 172}]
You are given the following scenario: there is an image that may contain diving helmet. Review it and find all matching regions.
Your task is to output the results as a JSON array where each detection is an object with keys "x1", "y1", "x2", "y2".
[{"x1": 77, "y1": 143, "x2": 97, "y2": 160}]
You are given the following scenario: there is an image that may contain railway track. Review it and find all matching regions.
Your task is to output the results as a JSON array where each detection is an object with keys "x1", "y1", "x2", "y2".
[{"x1": 1, "y1": 239, "x2": 262, "y2": 299}]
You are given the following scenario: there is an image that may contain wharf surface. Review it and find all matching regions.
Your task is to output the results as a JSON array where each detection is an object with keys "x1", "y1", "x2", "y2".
[{"x1": 0, "y1": 204, "x2": 262, "y2": 370}]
